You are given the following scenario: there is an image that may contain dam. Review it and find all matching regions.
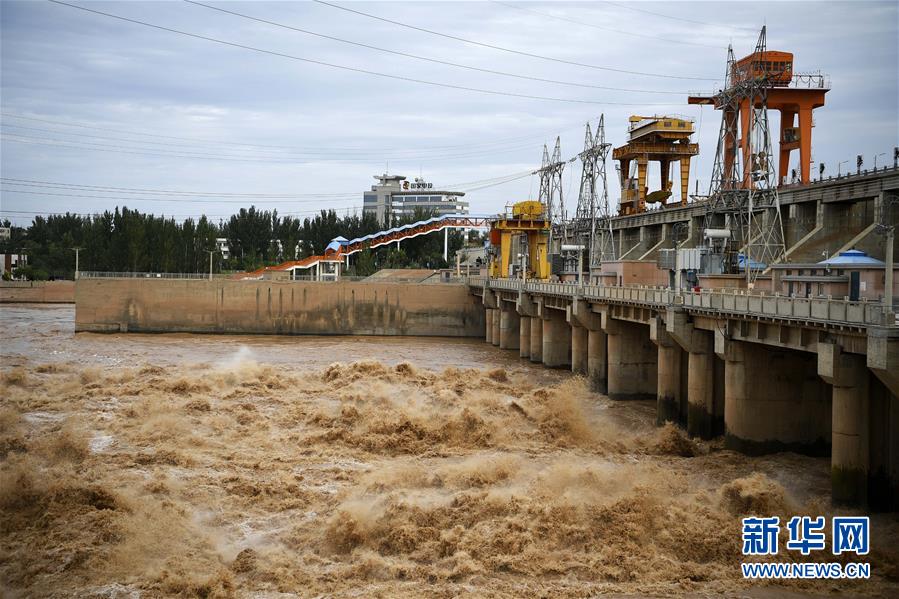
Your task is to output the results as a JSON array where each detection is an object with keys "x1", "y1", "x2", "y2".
[
  {"x1": 5, "y1": 8, "x2": 898, "y2": 594},
  {"x1": 73, "y1": 165, "x2": 899, "y2": 513}
]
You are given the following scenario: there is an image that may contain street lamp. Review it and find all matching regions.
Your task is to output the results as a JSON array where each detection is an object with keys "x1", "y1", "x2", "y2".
[
  {"x1": 837, "y1": 160, "x2": 849, "y2": 176},
  {"x1": 874, "y1": 153, "x2": 886, "y2": 170}
]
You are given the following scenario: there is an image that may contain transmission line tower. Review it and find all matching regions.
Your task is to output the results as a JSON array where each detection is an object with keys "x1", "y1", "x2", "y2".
[
  {"x1": 537, "y1": 137, "x2": 566, "y2": 224},
  {"x1": 574, "y1": 122, "x2": 597, "y2": 226},
  {"x1": 574, "y1": 115, "x2": 614, "y2": 268},
  {"x1": 700, "y1": 27, "x2": 786, "y2": 286}
]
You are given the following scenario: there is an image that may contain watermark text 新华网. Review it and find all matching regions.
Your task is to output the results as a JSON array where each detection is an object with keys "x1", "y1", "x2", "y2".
[{"x1": 741, "y1": 516, "x2": 871, "y2": 579}]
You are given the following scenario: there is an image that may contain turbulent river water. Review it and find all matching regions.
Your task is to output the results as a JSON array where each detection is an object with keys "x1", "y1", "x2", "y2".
[{"x1": 1, "y1": 304, "x2": 896, "y2": 597}]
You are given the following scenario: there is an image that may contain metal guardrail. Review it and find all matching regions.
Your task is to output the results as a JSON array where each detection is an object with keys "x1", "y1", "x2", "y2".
[
  {"x1": 78, "y1": 271, "x2": 232, "y2": 280},
  {"x1": 78, "y1": 271, "x2": 469, "y2": 284},
  {"x1": 470, "y1": 277, "x2": 893, "y2": 327}
]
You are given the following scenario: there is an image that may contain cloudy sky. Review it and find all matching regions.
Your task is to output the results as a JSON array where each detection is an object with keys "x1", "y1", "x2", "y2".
[{"x1": 1, "y1": 1, "x2": 896, "y2": 227}]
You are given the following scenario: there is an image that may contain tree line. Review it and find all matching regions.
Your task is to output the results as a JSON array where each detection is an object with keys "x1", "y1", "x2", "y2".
[{"x1": 1, "y1": 206, "x2": 470, "y2": 280}]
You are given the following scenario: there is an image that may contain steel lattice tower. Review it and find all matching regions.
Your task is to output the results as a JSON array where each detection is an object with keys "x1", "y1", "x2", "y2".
[
  {"x1": 703, "y1": 27, "x2": 787, "y2": 285},
  {"x1": 574, "y1": 122, "x2": 597, "y2": 225},
  {"x1": 573, "y1": 116, "x2": 614, "y2": 268},
  {"x1": 537, "y1": 137, "x2": 566, "y2": 224}
]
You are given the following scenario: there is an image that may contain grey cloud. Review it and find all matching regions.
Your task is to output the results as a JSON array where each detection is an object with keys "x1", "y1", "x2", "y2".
[{"x1": 1, "y1": 1, "x2": 896, "y2": 226}]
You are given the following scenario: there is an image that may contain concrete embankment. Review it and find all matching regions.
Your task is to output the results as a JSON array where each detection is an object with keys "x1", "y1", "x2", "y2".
[
  {"x1": 0, "y1": 281, "x2": 75, "y2": 303},
  {"x1": 75, "y1": 278, "x2": 485, "y2": 337}
]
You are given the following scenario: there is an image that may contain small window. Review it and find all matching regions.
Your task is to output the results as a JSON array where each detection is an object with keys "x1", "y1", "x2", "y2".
[{"x1": 664, "y1": 121, "x2": 672, "y2": 127}]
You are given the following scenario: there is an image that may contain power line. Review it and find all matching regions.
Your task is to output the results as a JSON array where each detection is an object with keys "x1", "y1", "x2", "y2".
[
  {"x1": 1, "y1": 169, "x2": 535, "y2": 198},
  {"x1": 1, "y1": 112, "x2": 584, "y2": 153},
  {"x1": 0, "y1": 121, "x2": 549, "y2": 159},
  {"x1": 489, "y1": 0, "x2": 724, "y2": 49},
  {"x1": 312, "y1": 0, "x2": 716, "y2": 81},
  {"x1": 0, "y1": 177, "x2": 361, "y2": 198},
  {"x1": 0, "y1": 206, "x2": 363, "y2": 218},
  {"x1": 48, "y1": 0, "x2": 676, "y2": 105},
  {"x1": 602, "y1": 1, "x2": 759, "y2": 32},
  {"x1": 1, "y1": 124, "x2": 551, "y2": 163},
  {"x1": 2, "y1": 133, "x2": 305, "y2": 163},
  {"x1": 186, "y1": 0, "x2": 689, "y2": 95},
  {"x1": 0, "y1": 187, "x2": 360, "y2": 204},
  {"x1": 2, "y1": 130, "x2": 548, "y2": 164},
  {"x1": 1, "y1": 171, "x2": 535, "y2": 202}
]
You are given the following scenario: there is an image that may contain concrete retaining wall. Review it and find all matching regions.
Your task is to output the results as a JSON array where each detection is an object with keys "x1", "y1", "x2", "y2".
[
  {"x1": 0, "y1": 281, "x2": 75, "y2": 303},
  {"x1": 75, "y1": 279, "x2": 485, "y2": 337}
]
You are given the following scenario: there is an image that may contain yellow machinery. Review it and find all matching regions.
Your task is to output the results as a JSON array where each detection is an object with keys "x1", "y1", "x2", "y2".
[
  {"x1": 612, "y1": 115, "x2": 699, "y2": 215},
  {"x1": 487, "y1": 200, "x2": 551, "y2": 279}
]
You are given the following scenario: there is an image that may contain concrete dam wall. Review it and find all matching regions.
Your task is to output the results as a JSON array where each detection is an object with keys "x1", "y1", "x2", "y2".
[
  {"x1": 75, "y1": 279, "x2": 485, "y2": 337},
  {"x1": 0, "y1": 281, "x2": 75, "y2": 303}
]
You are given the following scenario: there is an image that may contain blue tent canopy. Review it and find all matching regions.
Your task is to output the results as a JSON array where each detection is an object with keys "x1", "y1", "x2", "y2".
[
  {"x1": 737, "y1": 253, "x2": 766, "y2": 271},
  {"x1": 818, "y1": 249, "x2": 885, "y2": 267}
]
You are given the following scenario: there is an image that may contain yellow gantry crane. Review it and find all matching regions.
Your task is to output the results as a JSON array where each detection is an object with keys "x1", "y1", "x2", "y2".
[
  {"x1": 613, "y1": 115, "x2": 699, "y2": 215},
  {"x1": 487, "y1": 200, "x2": 551, "y2": 279}
]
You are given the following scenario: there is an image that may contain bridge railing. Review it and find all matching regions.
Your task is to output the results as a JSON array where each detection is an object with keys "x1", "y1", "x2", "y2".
[
  {"x1": 470, "y1": 277, "x2": 892, "y2": 327},
  {"x1": 78, "y1": 271, "x2": 232, "y2": 280},
  {"x1": 678, "y1": 288, "x2": 887, "y2": 326}
]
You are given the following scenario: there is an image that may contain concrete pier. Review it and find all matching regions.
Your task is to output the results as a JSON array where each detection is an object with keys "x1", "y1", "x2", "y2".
[
  {"x1": 869, "y1": 378, "x2": 898, "y2": 511},
  {"x1": 819, "y1": 343, "x2": 870, "y2": 506},
  {"x1": 720, "y1": 339, "x2": 830, "y2": 456},
  {"x1": 666, "y1": 311, "x2": 723, "y2": 439},
  {"x1": 542, "y1": 310, "x2": 571, "y2": 368},
  {"x1": 491, "y1": 307, "x2": 500, "y2": 347},
  {"x1": 651, "y1": 318, "x2": 686, "y2": 425},
  {"x1": 568, "y1": 298, "x2": 605, "y2": 387},
  {"x1": 686, "y1": 337, "x2": 722, "y2": 440},
  {"x1": 605, "y1": 319, "x2": 657, "y2": 400},
  {"x1": 587, "y1": 329, "x2": 608, "y2": 393},
  {"x1": 571, "y1": 325, "x2": 587, "y2": 374},
  {"x1": 499, "y1": 307, "x2": 520, "y2": 350},
  {"x1": 519, "y1": 316, "x2": 531, "y2": 359},
  {"x1": 485, "y1": 309, "x2": 494, "y2": 344},
  {"x1": 529, "y1": 316, "x2": 543, "y2": 363}
]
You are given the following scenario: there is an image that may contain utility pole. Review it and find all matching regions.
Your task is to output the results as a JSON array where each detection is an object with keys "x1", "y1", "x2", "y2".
[
  {"x1": 877, "y1": 194, "x2": 896, "y2": 318},
  {"x1": 71, "y1": 247, "x2": 82, "y2": 280},
  {"x1": 886, "y1": 227, "x2": 894, "y2": 316},
  {"x1": 207, "y1": 249, "x2": 216, "y2": 281}
]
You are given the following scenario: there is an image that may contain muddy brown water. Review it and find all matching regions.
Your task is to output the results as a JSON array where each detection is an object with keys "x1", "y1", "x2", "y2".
[{"x1": 1, "y1": 304, "x2": 896, "y2": 597}]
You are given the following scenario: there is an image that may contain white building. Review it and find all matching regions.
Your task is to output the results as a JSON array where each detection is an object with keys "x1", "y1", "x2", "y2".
[
  {"x1": 1, "y1": 253, "x2": 27, "y2": 277},
  {"x1": 215, "y1": 238, "x2": 230, "y2": 260},
  {"x1": 363, "y1": 174, "x2": 468, "y2": 226}
]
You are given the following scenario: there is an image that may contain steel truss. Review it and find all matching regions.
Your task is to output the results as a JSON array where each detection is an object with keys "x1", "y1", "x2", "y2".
[
  {"x1": 704, "y1": 27, "x2": 786, "y2": 284},
  {"x1": 537, "y1": 136, "x2": 566, "y2": 224},
  {"x1": 571, "y1": 115, "x2": 615, "y2": 269}
]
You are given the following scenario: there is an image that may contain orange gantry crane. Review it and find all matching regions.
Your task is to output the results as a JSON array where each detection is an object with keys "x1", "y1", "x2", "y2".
[{"x1": 689, "y1": 48, "x2": 829, "y2": 187}]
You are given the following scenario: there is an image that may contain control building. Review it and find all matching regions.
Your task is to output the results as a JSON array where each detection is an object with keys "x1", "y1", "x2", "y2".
[{"x1": 363, "y1": 174, "x2": 468, "y2": 226}]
